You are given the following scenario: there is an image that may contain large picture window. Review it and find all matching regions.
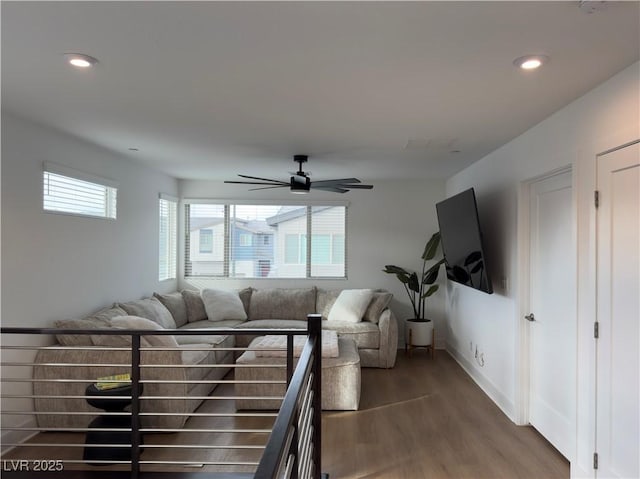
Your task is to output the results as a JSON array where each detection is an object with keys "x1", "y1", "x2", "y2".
[{"x1": 184, "y1": 202, "x2": 347, "y2": 279}]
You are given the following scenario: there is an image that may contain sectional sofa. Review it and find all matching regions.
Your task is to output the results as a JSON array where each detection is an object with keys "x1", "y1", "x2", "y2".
[{"x1": 33, "y1": 286, "x2": 397, "y2": 429}]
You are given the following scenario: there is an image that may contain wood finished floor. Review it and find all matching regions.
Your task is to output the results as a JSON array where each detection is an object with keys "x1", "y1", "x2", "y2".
[
  {"x1": 322, "y1": 351, "x2": 569, "y2": 479},
  {"x1": 3, "y1": 350, "x2": 568, "y2": 478}
]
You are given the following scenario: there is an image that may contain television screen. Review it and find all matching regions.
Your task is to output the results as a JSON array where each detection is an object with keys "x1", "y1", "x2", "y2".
[{"x1": 436, "y1": 188, "x2": 493, "y2": 294}]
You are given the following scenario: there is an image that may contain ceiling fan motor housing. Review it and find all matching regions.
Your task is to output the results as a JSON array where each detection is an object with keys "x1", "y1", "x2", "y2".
[{"x1": 290, "y1": 175, "x2": 311, "y2": 193}]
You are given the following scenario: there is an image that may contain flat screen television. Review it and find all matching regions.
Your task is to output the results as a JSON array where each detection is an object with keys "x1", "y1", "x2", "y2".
[{"x1": 436, "y1": 188, "x2": 493, "y2": 294}]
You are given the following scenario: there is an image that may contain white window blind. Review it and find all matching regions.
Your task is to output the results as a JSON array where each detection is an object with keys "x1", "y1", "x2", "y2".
[
  {"x1": 184, "y1": 202, "x2": 347, "y2": 279},
  {"x1": 159, "y1": 195, "x2": 177, "y2": 281},
  {"x1": 43, "y1": 162, "x2": 118, "y2": 219}
]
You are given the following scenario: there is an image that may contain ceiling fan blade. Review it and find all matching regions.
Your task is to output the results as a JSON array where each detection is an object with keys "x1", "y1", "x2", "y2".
[
  {"x1": 339, "y1": 183, "x2": 373, "y2": 189},
  {"x1": 224, "y1": 180, "x2": 287, "y2": 186},
  {"x1": 311, "y1": 178, "x2": 361, "y2": 186},
  {"x1": 237, "y1": 174, "x2": 288, "y2": 184},
  {"x1": 311, "y1": 185, "x2": 349, "y2": 193},
  {"x1": 248, "y1": 185, "x2": 289, "y2": 191}
]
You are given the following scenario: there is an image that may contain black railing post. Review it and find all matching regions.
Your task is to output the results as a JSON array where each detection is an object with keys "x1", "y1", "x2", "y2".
[
  {"x1": 289, "y1": 332, "x2": 299, "y2": 479},
  {"x1": 287, "y1": 334, "x2": 294, "y2": 386},
  {"x1": 307, "y1": 313, "x2": 322, "y2": 479},
  {"x1": 130, "y1": 334, "x2": 141, "y2": 479}
]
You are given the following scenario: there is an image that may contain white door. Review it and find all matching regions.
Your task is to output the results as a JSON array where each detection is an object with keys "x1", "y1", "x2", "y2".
[
  {"x1": 596, "y1": 141, "x2": 639, "y2": 478},
  {"x1": 528, "y1": 169, "x2": 576, "y2": 459}
]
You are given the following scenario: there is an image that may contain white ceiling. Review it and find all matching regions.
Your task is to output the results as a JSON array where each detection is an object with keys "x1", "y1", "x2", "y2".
[{"x1": 2, "y1": 1, "x2": 638, "y2": 182}]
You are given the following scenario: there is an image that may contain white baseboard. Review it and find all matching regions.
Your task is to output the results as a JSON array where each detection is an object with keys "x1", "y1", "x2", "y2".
[
  {"x1": 570, "y1": 462, "x2": 593, "y2": 479},
  {"x1": 1, "y1": 416, "x2": 38, "y2": 455},
  {"x1": 446, "y1": 342, "x2": 516, "y2": 421}
]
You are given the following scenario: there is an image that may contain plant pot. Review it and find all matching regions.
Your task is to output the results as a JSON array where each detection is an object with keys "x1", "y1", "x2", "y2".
[{"x1": 405, "y1": 319, "x2": 433, "y2": 348}]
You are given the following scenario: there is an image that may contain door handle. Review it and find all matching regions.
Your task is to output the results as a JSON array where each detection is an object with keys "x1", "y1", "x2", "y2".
[{"x1": 525, "y1": 313, "x2": 536, "y2": 322}]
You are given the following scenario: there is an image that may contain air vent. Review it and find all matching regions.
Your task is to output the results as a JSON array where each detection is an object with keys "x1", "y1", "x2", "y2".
[{"x1": 578, "y1": 1, "x2": 607, "y2": 14}]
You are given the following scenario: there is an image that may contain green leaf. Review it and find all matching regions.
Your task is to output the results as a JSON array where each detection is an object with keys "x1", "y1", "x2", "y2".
[
  {"x1": 396, "y1": 273, "x2": 409, "y2": 284},
  {"x1": 423, "y1": 259, "x2": 445, "y2": 284},
  {"x1": 421, "y1": 232, "x2": 441, "y2": 261},
  {"x1": 421, "y1": 285, "x2": 439, "y2": 299},
  {"x1": 408, "y1": 272, "x2": 420, "y2": 293},
  {"x1": 383, "y1": 265, "x2": 409, "y2": 275}
]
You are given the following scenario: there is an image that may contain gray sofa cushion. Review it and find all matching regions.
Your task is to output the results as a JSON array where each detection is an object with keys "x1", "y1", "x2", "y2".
[
  {"x1": 87, "y1": 306, "x2": 128, "y2": 323},
  {"x1": 179, "y1": 319, "x2": 245, "y2": 330},
  {"x1": 316, "y1": 289, "x2": 341, "y2": 320},
  {"x1": 363, "y1": 291, "x2": 393, "y2": 324},
  {"x1": 321, "y1": 320, "x2": 380, "y2": 349},
  {"x1": 117, "y1": 297, "x2": 176, "y2": 329},
  {"x1": 249, "y1": 287, "x2": 316, "y2": 321},
  {"x1": 235, "y1": 319, "x2": 307, "y2": 330},
  {"x1": 153, "y1": 292, "x2": 188, "y2": 327},
  {"x1": 54, "y1": 317, "x2": 112, "y2": 346},
  {"x1": 238, "y1": 287, "x2": 253, "y2": 316},
  {"x1": 182, "y1": 289, "x2": 207, "y2": 323},
  {"x1": 180, "y1": 334, "x2": 235, "y2": 371},
  {"x1": 54, "y1": 306, "x2": 128, "y2": 346},
  {"x1": 91, "y1": 316, "x2": 178, "y2": 348}
]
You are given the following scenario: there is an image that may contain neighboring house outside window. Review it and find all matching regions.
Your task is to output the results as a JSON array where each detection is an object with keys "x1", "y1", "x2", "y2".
[
  {"x1": 199, "y1": 229, "x2": 214, "y2": 254},
  {"x1": 184, "y1": 203, "x2": 347, "y2": 283}
]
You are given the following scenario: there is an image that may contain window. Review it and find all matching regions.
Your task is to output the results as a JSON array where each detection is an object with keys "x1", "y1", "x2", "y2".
[
  {"x1": 199, "y1": 230, "x2": 213, "y2": 253},
  {"x1": 284, "y1": 234, "x2": 307, "y2": 264},
  {"x1": 239, "y1": 233, "x2": 253, "y2": 247},
  {"x1": 184, "y1": 202, "x2": 347, "y2": 279},
  {"x1": 159, "y1": 194, "x2": 177, "y2": 281},
  {"x1": 43, "y1": 162, "x2": 118, "y2": 219}
]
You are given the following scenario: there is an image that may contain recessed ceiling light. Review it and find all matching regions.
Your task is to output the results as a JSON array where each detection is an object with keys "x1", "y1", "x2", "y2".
[
  {"x1": 513, "y1": 55, "x2": 549, "y2": 71},
  {"x1": 64, "y1": 53, "x2": 98, "y2": 68}
]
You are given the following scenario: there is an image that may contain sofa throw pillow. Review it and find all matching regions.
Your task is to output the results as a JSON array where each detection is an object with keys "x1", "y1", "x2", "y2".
[
  {"x1": 201, "y1": 288, "x2": 248, "y2": 322},
  {"x1": 153, "y1": 292, "x2": 188, "y2": 327},
  {"x1": 54, "y1": 317, "x2": 112, "y2": 346},
  {"x1": 182, "y1": 289, "x2": 208, "y2": 323},
  {"x1": 316, "y1": 289, "x2": 341, "y2": 320},
  {"x1": 91, "y1": 316, "x2": 178, "y2": 348},
  {"x1": 87, "y1": 306, "x2": 128, "y2": 323},
  {"x1": 363, "y1": 291, "x2": 393, "y2": 324},
  {"x1": 117, "y1": 297, "x2": 177, "y2": 329},
  {"x1": 327, "y1": 289, "x2": 374, "y2": 323},
  {"x1": 238, "y1": 287, "x2": 253, "y2": 317}
]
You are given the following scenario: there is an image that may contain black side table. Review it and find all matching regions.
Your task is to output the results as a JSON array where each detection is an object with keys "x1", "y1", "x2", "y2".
[{"x1": 83, "y1": 383, "x2": 143, "y2": 463}]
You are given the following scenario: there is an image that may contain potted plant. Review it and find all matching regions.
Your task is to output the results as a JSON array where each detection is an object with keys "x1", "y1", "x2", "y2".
[{"x1": 383, "y1": 232, "x2": 445, "y2": 350}]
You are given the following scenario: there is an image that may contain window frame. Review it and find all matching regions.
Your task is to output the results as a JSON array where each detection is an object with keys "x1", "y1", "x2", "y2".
[
  {"x1": 42, "y1": 162, "x2": 118, "y2": 220},
  {"x1": 184, "y1": 199, "x2": 348, "y2": 280},
  {"x1": 158, "y1": 194, "x2": 178, "y2": 281}
]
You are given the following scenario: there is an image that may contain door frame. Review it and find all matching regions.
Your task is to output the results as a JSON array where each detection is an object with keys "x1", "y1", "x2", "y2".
[{"x1": 515, "y1": 165, "x2": 577, "y2": 440}]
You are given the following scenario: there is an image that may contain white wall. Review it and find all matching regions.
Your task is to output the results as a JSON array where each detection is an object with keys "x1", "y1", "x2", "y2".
[
  {"x1": 444, "y1": 63, "x2": 639, "y2": 477},
  {"x1": 2, "y1": 113, "x2": 180, "y2": 326},
  {"x1": 179, "y1": 179, "x2": 446, "y2": 346},
  {"x1": 1, "y1": 113, "x2": 179, "y2": 446}
]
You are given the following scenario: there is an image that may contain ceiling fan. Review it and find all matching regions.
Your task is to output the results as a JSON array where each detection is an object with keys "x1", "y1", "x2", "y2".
[{"x1": 224, "y1": 155, "x2": 374, "y2": 194}]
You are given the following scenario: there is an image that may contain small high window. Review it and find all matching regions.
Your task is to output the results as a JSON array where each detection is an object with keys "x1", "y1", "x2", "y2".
[{"x1": 43, "y1": 162, "x2": 118, "y2": 219}]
